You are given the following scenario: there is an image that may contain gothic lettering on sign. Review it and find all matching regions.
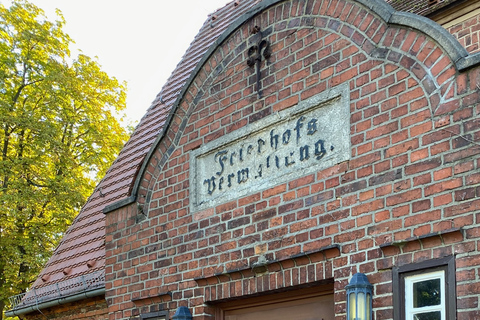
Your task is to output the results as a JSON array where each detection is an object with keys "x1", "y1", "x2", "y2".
[{"x1": 202, "y1": 114, "x2": 334, "y2": 197}]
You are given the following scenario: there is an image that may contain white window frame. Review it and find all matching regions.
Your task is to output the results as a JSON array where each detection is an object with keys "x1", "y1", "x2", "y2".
[{"x1": 404, "y1": 270, "x2": 446, "y2": 320}]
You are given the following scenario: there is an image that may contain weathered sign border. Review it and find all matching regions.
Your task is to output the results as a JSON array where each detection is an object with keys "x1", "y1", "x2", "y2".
[{"x1": 190, "y1": 83, "x2": 350, "y2": 213}]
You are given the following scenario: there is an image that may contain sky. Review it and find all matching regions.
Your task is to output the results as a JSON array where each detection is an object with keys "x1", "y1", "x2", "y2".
[{"x1": 6, "y1": 0, "x2": 232, "y2": 124}]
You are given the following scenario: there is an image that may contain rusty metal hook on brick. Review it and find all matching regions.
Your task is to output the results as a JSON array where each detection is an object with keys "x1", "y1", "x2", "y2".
[{"x1": 247, "y1": 27, "x2": 271, "y2": 99}]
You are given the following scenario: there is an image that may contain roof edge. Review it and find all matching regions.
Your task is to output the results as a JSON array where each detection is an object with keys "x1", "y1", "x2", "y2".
[
  {"x1": 5, "y1": 287, "x2": 105, "y2": 317},
  {"x1": 357, "y1": 0, "x2": 395, "y2": 21},
  {"x1": 104, "y1": 0, "x2": 480, "y2": 215},
  {"x1": 104, "y1": 195, "x2": 136, "y2": 214}
]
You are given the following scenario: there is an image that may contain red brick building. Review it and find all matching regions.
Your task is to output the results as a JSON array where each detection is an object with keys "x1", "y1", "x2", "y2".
[{"x1": 7, "y1": 0, "x2": 480, "y2": 319}]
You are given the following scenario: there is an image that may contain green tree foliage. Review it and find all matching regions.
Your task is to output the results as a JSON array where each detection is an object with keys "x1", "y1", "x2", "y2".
[{"x1": 0, "y1": 1, "x2": 129, "y2": 317}]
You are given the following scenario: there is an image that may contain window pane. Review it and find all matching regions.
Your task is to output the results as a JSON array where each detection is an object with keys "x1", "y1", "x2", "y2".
[
  {"x1": 413, "y1": 311, "x2": 441, "y2": 320},
  {"x1": 413, "y1": 278, "x2": 441, "y2": 307}
]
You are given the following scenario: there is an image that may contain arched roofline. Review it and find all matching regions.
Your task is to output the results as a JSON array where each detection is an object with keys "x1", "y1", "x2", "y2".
[{"x1": 104, "y1": 0, "x2": 480, "y2": 214}]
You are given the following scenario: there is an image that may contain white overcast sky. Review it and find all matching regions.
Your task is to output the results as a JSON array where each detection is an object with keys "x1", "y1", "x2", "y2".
[{"x1": 5, "y1": 0, "x2": 231, "y2": 123}]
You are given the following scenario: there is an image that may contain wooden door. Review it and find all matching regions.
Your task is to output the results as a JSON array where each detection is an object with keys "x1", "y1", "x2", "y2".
[
  {"x1": 218, "y1": 285, "x2": 335, "y2": 320},
  {"x1": 224, "y1": 294, "x2": 334, "y2": 320}
]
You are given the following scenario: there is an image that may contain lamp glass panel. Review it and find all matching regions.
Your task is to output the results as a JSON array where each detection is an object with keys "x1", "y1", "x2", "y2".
[
  {"x1": 357, "y1": 292, "x2": 365, "y2": 320},
  {"x1": 348, "y1": 292, "x2": 356, "y2": 320},
  {"x1": 366, "y1": 293, "x2": 371, "y2": 320}
]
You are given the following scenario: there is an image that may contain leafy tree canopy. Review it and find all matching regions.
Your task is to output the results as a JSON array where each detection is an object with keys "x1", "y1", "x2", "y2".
[{"x1": 0, "y1": 1, "x2": 129, "y2": 317}]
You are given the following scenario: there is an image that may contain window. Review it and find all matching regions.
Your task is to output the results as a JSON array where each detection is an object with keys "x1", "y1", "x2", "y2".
[
  {"x1": 405, "y1": 270, "x2": 445, "y2": 319},
  {"x1": 140, "y1": 311, "x2": 168, "y2": 320},
  {"x1": 393, "y1": 256, "x2": 456, "y2": 320}
]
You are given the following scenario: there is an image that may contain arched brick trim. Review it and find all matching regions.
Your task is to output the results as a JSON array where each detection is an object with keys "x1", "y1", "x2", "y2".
[
  {"x1": 102, "y1": 0, "x2": 480, "y2": 214},
  {"x1": 136, "y1": 1, "x2": 466, "y2": 217}
]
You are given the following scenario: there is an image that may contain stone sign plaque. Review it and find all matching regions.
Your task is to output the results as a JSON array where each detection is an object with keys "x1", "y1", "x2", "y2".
[{"x1": 190, "y1": 84, "x2": 350, "y2": 213}]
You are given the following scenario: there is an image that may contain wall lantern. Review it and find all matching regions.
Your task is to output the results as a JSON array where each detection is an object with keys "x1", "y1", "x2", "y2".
[
  {"x1": 172, "y1": 306, "x2": 193, "y2": 320},
  {"x1": 346, "y1": 273, "x2": 373, "y2": 320}
]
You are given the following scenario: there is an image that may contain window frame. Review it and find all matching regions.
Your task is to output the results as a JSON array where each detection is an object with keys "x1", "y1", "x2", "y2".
[
  {"x1": 393, "y1": 256, "x2": 456, "y2": 320},
  {"x1": 140, "y1": 311, "x2": 169, "y2": 320},
  {"x1": 404, "y1": 269, "x2": 446, "y2": 319}
]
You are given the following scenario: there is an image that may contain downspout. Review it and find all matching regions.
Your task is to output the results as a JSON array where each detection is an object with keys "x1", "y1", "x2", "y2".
[{"x1": 4, "y1": 288, "x2": 105, "y2": 318}]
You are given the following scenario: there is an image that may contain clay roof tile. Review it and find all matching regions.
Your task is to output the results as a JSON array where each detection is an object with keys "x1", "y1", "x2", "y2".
[
  {"x1": 385, "y1": 0, "x2": 460, "y2": 16},
  {"x1": 27, "y1": 0, "x2": 259, "y2": 300}
]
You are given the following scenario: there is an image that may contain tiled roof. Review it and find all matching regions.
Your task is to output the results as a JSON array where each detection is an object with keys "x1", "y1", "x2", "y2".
[
  {"x1": 385, "y1": 0, "x2": 460, "y2": 16},
  {"x1": 18, "y1": 0, "x2": 260, "y2": 309}
]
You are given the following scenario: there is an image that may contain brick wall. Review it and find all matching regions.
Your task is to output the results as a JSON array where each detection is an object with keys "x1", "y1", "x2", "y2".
[
  {"x1": 23, "y1": 296, "x2": 108, "y2": 320},
  {"x1": 105, "y1": 0, "x2": 480, "y2": 319}
]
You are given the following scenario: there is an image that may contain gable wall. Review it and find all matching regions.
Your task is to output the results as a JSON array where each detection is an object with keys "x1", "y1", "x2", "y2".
[{"x1": 105, "y1": 0, "x2": 480, "y2": 319}]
